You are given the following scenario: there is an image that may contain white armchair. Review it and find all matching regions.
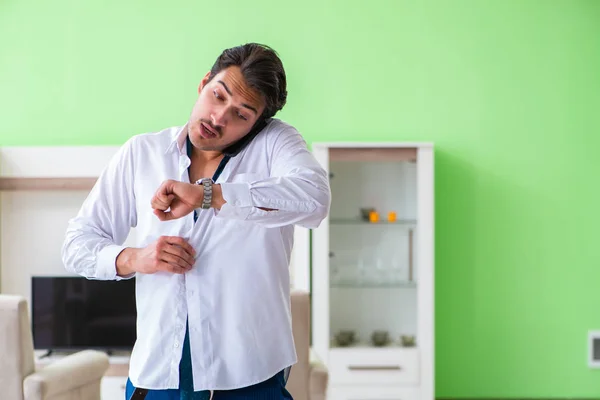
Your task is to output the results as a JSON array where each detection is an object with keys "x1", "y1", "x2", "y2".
[{"x1": 0, "y1": 294, "x2": 109, "y2": 400}]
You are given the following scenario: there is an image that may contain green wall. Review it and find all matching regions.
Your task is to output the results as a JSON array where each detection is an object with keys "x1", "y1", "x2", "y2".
[{"x1": 2, "y1": 0, "x2": 600, "y2": 397}]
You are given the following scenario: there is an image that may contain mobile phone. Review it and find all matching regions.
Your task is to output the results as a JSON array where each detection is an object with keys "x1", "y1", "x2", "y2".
[
  {"x1": 129, "y1": 388, "x2": 149, "y2": 400},
  {"x1": 222, "y1": 117, "x2": 270, "y2": 157}
]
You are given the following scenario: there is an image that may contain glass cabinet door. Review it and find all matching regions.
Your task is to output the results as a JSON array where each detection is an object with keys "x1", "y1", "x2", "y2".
[{"x1": 326, "y1": 148, "x2": 419, "y2": 349}]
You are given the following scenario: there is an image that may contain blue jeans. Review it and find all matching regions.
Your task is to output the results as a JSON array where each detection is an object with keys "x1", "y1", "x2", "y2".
[{"x1": 125, "y1": 322, "x2": 293, "y2": 399}]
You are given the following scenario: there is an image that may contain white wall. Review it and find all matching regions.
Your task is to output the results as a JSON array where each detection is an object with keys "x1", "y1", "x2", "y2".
[
  {"x1": 0, "y1": 146, "x2": 122, "y2": 307},
  {"x1": 0, "y1": 146, "x2": 309, "y2": 308}
]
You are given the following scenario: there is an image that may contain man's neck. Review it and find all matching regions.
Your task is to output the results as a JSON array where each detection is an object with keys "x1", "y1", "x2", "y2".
[
  {"x1": 191, "y1": 147, "x2": 224, "y2": 163},
  {"x1": 188, "y1": 148, "x2": 225, "y2": 183}
]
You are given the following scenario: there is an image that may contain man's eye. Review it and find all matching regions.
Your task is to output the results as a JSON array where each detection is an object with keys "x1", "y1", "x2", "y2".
[
  {"x1": 237, "y1": 113, "x2": 248, "y2": 121},
  {"x1": 213, "y1": 90, "x2": 221, "y2": 99}
]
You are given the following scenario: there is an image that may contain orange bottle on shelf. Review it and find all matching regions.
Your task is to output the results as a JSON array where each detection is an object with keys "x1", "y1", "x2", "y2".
[
  {"x1": 388, "y1": 211, "x2": 397, "y2": 222},
  {"x1": 369, "y1": 211, "x2": 379, "y2": 223}
]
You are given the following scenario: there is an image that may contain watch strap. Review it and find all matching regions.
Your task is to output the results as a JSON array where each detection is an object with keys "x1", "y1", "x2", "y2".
[{"x1": 196, "y1": 178, "x2": 213, "y2": 209}]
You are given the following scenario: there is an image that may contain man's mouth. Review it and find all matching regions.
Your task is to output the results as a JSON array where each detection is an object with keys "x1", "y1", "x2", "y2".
[{"x1": 200, "y1": 123, "x2": 218, "y2": 138}]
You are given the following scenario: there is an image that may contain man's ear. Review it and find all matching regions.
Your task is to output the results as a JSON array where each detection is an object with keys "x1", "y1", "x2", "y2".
[{"x1": 198, "y1": 71, "x2": 212, "y2": 93}]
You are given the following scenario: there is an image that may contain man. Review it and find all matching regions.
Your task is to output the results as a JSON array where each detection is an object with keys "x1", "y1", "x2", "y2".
[{"x1": 61, "y1": 43, "x2": 331, "y2": 399}]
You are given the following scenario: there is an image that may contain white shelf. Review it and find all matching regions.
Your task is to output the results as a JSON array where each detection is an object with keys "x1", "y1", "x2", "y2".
[{"x1": 0, "y1": 177, "x2": 97, "y2": 191}]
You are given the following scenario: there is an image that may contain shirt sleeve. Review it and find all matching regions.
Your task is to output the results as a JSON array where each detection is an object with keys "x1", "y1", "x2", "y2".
[
  {"x1": 216, "y1": 127, "x2": 331, "y2": 229},
  {"x1": 61, "y1": 137, "x2": 138, "y2": 280}
]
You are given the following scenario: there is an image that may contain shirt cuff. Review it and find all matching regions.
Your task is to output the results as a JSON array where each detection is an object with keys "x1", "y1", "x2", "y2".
[
  {"x1": 217, "y1": 182, "x2": 254, "y2": 220},
  {"x1": 96, "y1": 244, "x2": 132, "y2": 280},
  {"x1": 220, "y1": 182, "x2": 253, "y2": 207}
]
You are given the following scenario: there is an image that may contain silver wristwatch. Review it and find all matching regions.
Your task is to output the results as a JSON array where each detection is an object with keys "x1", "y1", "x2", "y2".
[{"x1": 195, "y1": 178, "x2": 213, "y2": 209}]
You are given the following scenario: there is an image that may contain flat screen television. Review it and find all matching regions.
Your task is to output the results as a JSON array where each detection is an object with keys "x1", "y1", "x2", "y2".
[{"x1": 31, "y1": 276, "x2": 137, "y2": 352}]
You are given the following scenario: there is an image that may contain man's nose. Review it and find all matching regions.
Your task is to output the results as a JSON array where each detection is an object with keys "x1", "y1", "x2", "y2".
[{"x1": 211, "y1": 108, "x2": 227, "y2": 128}]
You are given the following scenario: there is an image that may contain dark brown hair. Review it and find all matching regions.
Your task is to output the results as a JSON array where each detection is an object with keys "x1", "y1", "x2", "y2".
[{"x1": 208, "y1": 43, "x2": 287, "y2": 120}]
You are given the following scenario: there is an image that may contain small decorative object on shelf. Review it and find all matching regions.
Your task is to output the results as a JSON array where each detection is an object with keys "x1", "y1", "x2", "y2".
[
  {"x1": 368, "y1": 210, "x2": 379, "y2": 223},
  {"x1": 334, "y1": 330, "x2": 357, "y2": 347},
  {"x1": 387, "y1": 211, "x2": 397, "y2": 222},
  {"x1": 371, "y1": 330, "x2": 390, "y2": 347},
  {"x1": 401, "y1": 335, "x2": 416, "y2": 347},
  {"x1": 359, "y1": 207, "x2": 375, "y2": 221}
]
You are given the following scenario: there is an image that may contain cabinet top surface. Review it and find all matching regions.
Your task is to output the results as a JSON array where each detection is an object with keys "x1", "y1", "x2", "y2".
[{"x1": 311, "y1": 142, "x2": 433, "y2": 149}]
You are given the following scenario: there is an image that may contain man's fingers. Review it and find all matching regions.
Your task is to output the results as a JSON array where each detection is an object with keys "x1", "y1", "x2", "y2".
[
  {"x1": 161, "y1": 253, "x2": 193, "y2": 270},
  {"x1": 151, "y1": 180, "x2": 175, "y2": 210},
  {"x1": 153, "y1": 209, "x2": 175, "y2": 221},
  {"x1": 165, "y1": 236, "x2": 196, "y2": 257},
  {"x1": 158, "y1": 261, "x2": 187, "y2": 274},
  {"x1": 167, "y1": 263, "x2": 187, "y2": 274},
  {"x1": 151, "y1": 193, "x2": 174, "y2": 211},
  {"x1": 163, "y1": 193, "x2": 175, "y2": 205},
  {"x1": 164, "y1": 244, "x2": 196, "y2": 267}
]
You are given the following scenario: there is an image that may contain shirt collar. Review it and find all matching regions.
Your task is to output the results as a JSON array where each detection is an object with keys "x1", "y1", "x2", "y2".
[{"x1": 164, "y1": 124, "x2": 189, "y2": 155}]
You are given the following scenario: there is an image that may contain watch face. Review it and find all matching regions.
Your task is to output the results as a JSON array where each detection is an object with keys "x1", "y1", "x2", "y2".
[{"x1": 196, "y1": 178, "x2": 212, "y2": 185}]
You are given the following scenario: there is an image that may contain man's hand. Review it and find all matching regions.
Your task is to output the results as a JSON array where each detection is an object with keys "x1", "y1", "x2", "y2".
[
  {"x1": 116, "y1": 236, "x2": 196, "y2": 276},
  {"x1": 151, "y1": 179, "x2": 205, "y2": 221}
]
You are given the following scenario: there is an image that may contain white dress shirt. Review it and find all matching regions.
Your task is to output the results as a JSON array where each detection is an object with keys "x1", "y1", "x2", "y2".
[{"x1": 61, "y1": 118, "x2": 331, "y2": 390}]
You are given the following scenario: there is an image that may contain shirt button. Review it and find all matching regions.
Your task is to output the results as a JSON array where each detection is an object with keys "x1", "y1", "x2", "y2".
[{"x1": 174, "y1": 342, "x2": 179, "y2": 348}]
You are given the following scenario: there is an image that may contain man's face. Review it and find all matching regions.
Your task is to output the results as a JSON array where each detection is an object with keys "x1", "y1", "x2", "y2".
[{"x1": 187, "y1": 66, "x2": 266, "y2": 152}]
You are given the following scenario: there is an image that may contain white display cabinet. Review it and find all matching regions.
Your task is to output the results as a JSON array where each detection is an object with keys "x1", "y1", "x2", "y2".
[{"x1": 310, "y1": 143, "x2": 434, "y2": 400}]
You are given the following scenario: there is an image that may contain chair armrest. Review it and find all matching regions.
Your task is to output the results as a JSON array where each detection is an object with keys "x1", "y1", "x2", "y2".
[
  {"x1": 24, "y1": 350, "x2": 109, "y2": 400},
  {"x1": 308, "y1": 349, "x2": 328, "y2": 400}
]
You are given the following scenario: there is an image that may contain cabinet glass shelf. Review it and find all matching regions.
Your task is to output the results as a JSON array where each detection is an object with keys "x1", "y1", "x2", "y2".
[
  {"x1": 330, "y1": 218, "x2": 417, "y2": 225},
  {"x1": 329, "y1": 342, "x2": 418, "y2": 350},
  {"x1": 330, "y1": 281, "x2": 417, "y2": 288}
]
